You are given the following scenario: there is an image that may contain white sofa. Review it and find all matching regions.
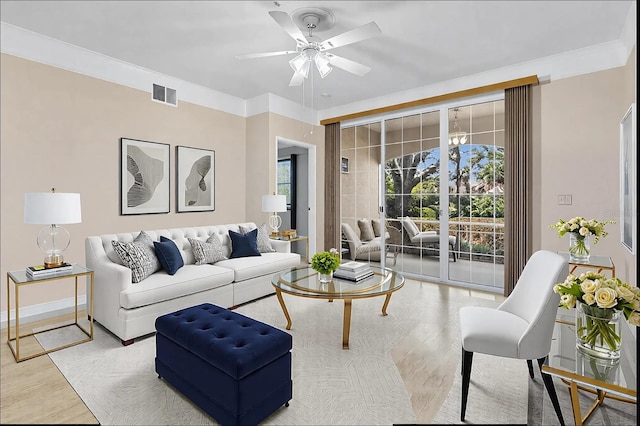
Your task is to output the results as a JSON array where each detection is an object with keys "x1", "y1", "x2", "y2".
[{"x1": 85, "y1": 223, "x2": 300, "y2": 345}]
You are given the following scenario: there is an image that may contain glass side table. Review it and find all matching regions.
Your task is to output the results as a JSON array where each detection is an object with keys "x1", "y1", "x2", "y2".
[
  {"x1": 558, "y1": 252, "x2": 615, "y2": 277},
  {"x1": 542, "y1": 310, "x2": 636, "y2": 425},
  {"x1": 6, "y1": 264, "x2": 94, "y2": 362}
]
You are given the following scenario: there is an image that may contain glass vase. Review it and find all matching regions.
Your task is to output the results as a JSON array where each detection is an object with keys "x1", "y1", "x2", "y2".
[
  {"x1": 576, "y1": 302, "x2": 621, "y2": 360},
  {"x1": 569, "y1": 233, "x2": 590, "y2": 262},
  {"x1": 318, "y1": 271, "x2": 333, "y2": 283}
]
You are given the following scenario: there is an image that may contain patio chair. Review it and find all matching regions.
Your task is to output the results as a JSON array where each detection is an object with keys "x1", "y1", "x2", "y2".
[{"x1": 399, "y1": 217, "x2": 457, "y2": 261}]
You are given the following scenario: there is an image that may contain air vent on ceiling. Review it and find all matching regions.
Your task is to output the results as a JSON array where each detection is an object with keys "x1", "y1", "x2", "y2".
[{"x1": 152, "y1": 84, "x2": 177, "y2": 106}]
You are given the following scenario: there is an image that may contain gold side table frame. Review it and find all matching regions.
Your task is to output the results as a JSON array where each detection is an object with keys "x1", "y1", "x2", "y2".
[
  {"x1": 6, "y1": 265, "x2": 94, "y2": 362},
  {"x1": 543, "y1": 317, "x2": 636, "y2": 425},
  {"x1": 287, "y1": 235, "x2": 310, "y2": 263},
  {"x1": 558, "y1": 252, "x2": 615, "y2": 277}
]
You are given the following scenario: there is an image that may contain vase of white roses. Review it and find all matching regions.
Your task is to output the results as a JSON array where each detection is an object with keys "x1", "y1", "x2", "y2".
[
  {"x1": 553, "y1": 271, "x2": 640, "y2": 359},
  {"x1": 550, "y1": 216, "x2": 614, "y2": 262},
  {"x1": 311, "y1": 248, "x2": 340, "y2": 283}
]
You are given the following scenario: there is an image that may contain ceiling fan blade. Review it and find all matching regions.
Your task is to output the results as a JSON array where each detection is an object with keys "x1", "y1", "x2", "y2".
[
  {"x1": 235, "y1": 50, "x2": 297, "y2": 60},
  {"x1": 288, "y1": 71, "x2": 305, "y2": 87},
  {"x1": 269, "y1": 10, "x2": 308, "y2": 45},
  {"x1": 326, "y1": 54, "x2": 371, "y2": 77},
  {"x1": 319, "y1": 21, "x2": 381, "y2": 51}
]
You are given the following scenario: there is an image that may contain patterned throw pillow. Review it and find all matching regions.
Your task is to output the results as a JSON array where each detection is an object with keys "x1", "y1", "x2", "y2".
[
  {"x1": 188, "y1": 234, "x2": 228, "y2": 265},
  {"x1": 111, "y1": 231, "x2": 161, "y2": 283},
  {"x1": 239, "y1": 224, "x2": 275, "y2": 253}
]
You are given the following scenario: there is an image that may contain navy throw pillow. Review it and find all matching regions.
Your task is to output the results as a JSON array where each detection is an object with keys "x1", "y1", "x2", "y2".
[
  {"x1": 153, "y1": 236, "x2": 184, "y2": 275},
  {"x1": 229, "y1": 229, "x2": 261, "y2": 259}
]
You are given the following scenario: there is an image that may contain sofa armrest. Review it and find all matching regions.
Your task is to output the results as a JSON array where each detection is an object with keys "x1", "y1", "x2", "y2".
[{"x1": 270, "y1": 239, "x2": 291, "y2": 253}]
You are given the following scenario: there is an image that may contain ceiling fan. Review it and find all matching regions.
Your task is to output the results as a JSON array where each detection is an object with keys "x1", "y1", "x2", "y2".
[{"x1": 236, "y1": 9, "x2": 381, "y2": 86}]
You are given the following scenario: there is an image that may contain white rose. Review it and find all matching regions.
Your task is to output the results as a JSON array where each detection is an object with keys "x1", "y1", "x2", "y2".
[
  {"x1": 616, "y1": 285, "x2": 636, "y2": 302},
  {"x1": 628, "y1": 312, "x2": 640, "y2": 327},
  {"x1": 560, "y1": 294, "x2": 576, "y2": 309},
  {"x1": 580, "y1": 279, "x2": 599, "y2": 294},
  {"x1": 582, "y1": 293, "x2": 596, "y2": 305},
  {"x1": 580, "y1": 220, "x2": 588, "y2": 227},
  {"x1": 595, "y1": 287, "x2": 618, "y2": 309},
  {"x1": 631, "y1": 299, "x2": 640, "y2": 311},
  {"x1": 579, "y1": 227, "x2": 590, "y2": 236},
  {"x1": 570, "y1": 224, "x2": 579, "y2": 231}
]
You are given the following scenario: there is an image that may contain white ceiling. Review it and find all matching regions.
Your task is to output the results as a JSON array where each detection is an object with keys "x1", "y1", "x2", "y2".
[{"x1": 0, "y1": 1, "x2": 634, "y2": 113}]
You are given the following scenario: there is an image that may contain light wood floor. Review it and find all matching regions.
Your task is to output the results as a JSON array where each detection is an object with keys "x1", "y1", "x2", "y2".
[{"x1": 0, "y1": 283, "x2": 503, "y2": 424}]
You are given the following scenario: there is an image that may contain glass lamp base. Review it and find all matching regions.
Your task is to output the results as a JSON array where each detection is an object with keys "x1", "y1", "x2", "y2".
[{"x1": 44, "y1": 253, "x2": 65, "y2": 268}]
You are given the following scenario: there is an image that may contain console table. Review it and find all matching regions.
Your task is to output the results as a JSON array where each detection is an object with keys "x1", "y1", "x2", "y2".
[
  {"x1": 558, "y1": 252, "x2": 615, "y2": 277},
  {"x1": 6, "y1": 264, "x2": 94, "y2": 362}
]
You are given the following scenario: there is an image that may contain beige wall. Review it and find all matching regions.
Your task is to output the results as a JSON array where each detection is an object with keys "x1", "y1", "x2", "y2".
[
  {"x1": 538, "y1": 46, "x2": 637, "y2": 287},
  {"x1": 0, "y1": 54, "x2": 319, "y2": 314},
  {"x1": 244, "y1": 112, "x2": 325, "y2": 250}
]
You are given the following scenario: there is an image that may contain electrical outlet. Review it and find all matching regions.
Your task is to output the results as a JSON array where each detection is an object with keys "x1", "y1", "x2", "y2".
[{"x1": 557, "y1": 195, "x2": 573, "y2": 205}]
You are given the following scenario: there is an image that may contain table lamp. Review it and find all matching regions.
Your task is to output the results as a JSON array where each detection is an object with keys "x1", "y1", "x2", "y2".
[
  {"x1": 24, "y1": 188, "x2": 82, "y2": 268},
  {"x1": 261, "y1": 193, "x2": 287, "y2": 238}
]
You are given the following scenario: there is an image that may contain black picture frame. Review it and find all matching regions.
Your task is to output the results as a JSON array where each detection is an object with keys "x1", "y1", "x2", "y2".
[
  {"x1": 120, "y1": 138, "x2": 170, "y2": 215},
  {"x1": 176, "y1": 146, "x2": 215, "y2": 212},
  {"x1": 341, "y1": 157, "x2": 349, "y2": 174}
]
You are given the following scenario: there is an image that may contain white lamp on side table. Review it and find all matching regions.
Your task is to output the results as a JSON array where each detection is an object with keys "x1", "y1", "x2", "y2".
[
  {"x1": 261, "y1": 193, "x2": 287, "y2": 238},
  {"x1": 24, "y1": 188, "x2": 82, "y2": 268}
]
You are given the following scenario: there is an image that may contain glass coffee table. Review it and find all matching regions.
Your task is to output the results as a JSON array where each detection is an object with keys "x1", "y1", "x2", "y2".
[{"x1": 271, "y1": 266, "x2": 405, "y2": 349}]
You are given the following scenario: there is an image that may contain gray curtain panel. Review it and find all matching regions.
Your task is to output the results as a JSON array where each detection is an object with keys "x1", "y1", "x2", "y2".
[{"x1": 504, "y1": 84, "x2": 533, "y2": 296}]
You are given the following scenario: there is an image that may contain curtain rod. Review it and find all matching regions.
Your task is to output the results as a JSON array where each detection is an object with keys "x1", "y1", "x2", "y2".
[{"x1": 320, "y1": 75, "x2": 539, "y2": 126}]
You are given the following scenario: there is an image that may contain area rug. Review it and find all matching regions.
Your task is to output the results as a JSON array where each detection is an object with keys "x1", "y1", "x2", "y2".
[
  {"x1": 35, "y1": 281, "x2": 533, "y2": 425},
  {"x1": 432, "y1": 354, "x2": 529, "y2": 424}
]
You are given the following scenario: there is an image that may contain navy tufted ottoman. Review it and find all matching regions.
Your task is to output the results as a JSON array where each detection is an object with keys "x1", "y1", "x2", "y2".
[{"x1": 155, "y1": 303, "x2": 292, "y2": 425}]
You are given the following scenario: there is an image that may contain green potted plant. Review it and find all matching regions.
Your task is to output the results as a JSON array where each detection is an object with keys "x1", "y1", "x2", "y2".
[{"x1": 311, "y1": 248, "x2": 340, "y2": 283}]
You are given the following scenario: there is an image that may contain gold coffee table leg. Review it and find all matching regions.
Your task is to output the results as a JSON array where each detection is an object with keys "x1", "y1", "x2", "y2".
[
  {"x1": 381, "y1": 293, "x2": 393, "y2": 316},
  {"x1": 275, "y1": 288, "x2": 292, "y2": 330},
  {"x1": 342, "y1": 299, "x2": 352, "y2": 349}
]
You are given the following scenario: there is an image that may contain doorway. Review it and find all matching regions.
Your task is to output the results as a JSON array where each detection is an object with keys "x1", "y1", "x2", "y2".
[{"x1": 276, "y1": 137, "x2": 317, "y2": 260}]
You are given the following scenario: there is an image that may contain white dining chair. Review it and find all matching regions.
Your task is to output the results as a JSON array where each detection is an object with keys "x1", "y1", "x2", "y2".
[{"x1": 459, "y1": 250, "x2": 569, "y2": 425}]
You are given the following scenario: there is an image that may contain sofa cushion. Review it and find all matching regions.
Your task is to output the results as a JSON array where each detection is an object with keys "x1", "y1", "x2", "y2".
[
  {"x1": 153, "y1": 237, "x2": 184, "y2": 275},
  {"x1": 120, "y1": 264, "x2": 234, "y2": 309},
  {"x1": 229, "y1": 229, "x2": 261, "y2": 259},
  {"x1": 358, "y1": 219, "x2": 376, "y2": 241},
  {"x1": 112, "y1": 231, "x2": 161, "y2": 283},
  {"x1": 188, "y1": 234, "x2": 228, "y2": 265},
  {"x1": 341, "y1": 223, "x2": 362, "y2": 248},
  {"x1": 371, "y1": 218, "x2": 384, "y2": 237},
  {"x1": 216, "y1": 252, "x2": 299, "y2": 282},
  {"x1": 240, "y1": 223, "x2": 275, "y2": 253}
]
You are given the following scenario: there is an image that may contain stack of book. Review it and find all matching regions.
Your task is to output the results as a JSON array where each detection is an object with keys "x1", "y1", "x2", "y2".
[
  {"x1": 26, "y1": 263, "x2": 73, "y2": 278},
  {"x1": 333, "y1": 261, "x2": 374, "y2": 281}
]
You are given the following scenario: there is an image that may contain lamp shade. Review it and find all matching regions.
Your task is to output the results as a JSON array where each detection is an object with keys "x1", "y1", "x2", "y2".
[
  {"x1": 261, "y1": 194, "x2": 287, "y2": 213},
  {"x1": 24, "y1": 192, "x2": 82, "y2": 224}
]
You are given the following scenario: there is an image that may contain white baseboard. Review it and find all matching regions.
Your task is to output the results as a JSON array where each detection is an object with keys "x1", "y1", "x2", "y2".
[{"x1": 0, "y1": 296, "x2": 86, "y2": 329}]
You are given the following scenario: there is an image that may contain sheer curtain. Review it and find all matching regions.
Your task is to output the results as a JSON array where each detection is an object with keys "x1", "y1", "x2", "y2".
[
  {"x1": 324, "y1": 122, "x2": 341, "y2": 250},
  {"x1": 504, "y1": 85, "x2": 532, "y2": 296}
]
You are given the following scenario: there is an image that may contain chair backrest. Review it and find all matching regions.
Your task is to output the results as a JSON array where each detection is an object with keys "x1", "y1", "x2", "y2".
[
  {"x1": 498, "y1": 250, "x2": 568, "y2": 359},
  {"x1": 400, "y1": 217, "x2": 421, "y2": 238},
  {"x1": 341, "y1": 223, "x2": 363, "y2": 250}
]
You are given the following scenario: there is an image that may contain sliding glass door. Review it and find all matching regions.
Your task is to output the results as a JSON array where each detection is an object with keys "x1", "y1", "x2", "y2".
[{"x1": 340, "y1": 96, "x2": 505, "y2": 292}]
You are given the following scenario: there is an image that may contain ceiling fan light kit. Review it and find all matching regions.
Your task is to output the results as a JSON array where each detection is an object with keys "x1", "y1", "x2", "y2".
[{"x1": 237, "y1": 8, "x2": 381, "y2": 85}]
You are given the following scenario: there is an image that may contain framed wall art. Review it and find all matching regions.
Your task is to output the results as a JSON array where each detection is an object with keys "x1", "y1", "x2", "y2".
[
  {"x1": 341, "y1": 157, "x2": 349, "y2": 174},
  {"x1": 620, "y1": 103, "x2": 636, "y2": 254},
  {"x1": 176, "y1": 146, "x2": 215, "y2": 212},
  {"x1": 120, "y1": 138, "x2": 170, "y2": 215}
]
